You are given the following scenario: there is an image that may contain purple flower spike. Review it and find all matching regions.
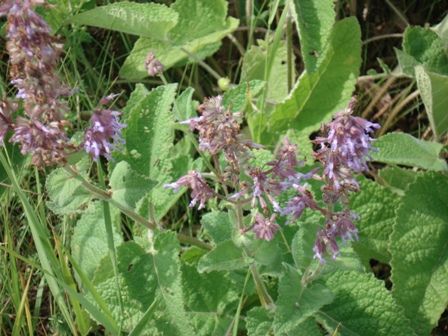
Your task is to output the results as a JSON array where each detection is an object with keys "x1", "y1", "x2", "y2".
[
  {"x1": 84, "y1": 108, "x2": 125, "y2": 160},
  {"x1": 313, "y1": 229, "x2": 339, "y2": 263},
  {"x1": 314, "y1": 97, "x2": 379, "y2": 193},
  {"x1": 253, "y1": 213, "x2": 280, "y2": 241},
  {"x1": 164, "y1": 171, "x2": 214, "y2": 210}
]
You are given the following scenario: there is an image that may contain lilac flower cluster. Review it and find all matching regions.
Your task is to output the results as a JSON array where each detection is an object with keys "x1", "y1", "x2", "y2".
[
  {"x1": 166, "y1": 95, "x2": 379, "y2": 256},
  {"x1": 312, "y1": 99, "x2": 379, "y2": 262},
  {"x1": 84, "y1": 104, "x2": 125, "y2": 161},
  {"x1": 0, "y1": 0, "x2": 73, "y2": 166},
  {"x1": 145, "y1": 52, "x2": 164, "y2": 77}
]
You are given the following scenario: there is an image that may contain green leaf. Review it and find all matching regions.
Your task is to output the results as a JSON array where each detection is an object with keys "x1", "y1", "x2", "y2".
[
  {"x1": 201, "y1": 211, "x2": 233, "y2": 244},
  {"x1": 182, "y1": 263, "x2": 239, "y2": 335},
  {"x1": 71, "y1": 202, "x2": 123, "y2": 281},
  {"x1": 349, "y1": 179, "x2": 400, "y2": 264},
  {"x1": 320, "y1": 271, "x2": 415, "y2": 336},
  {"x1": 173, "y1": 87, "x2": 196, "y2": 121},
  {"x1": 92, "y1": 232, "x2": 195, "y2": 334},
  {"x1": 291, "y1": 210, "x2": 321, "y2": 272},
  {"x1": 433, "y1": 14, "x2": 448, "y2": 46},
  {"x1": 241, "y1": 40, "x2": 292, "y2": 104},
  {"x1": 122, "y1": 84, "x2": 150, "y2": 122},
  {"x1": 71, "y1": 2, "x2": 178, "y2": 39},
  {"x1": 290, "y1": 0, "x2": 335, "y2": 72},
  {"x1": 415, "y1": 65, "x2": 448, "y2": 138},
  {"x1": 246, "y1": 307, "x2": 273, "y2": 336},
  {"x1": 371, "y1": 132, "x2": 448, "y2": 171},
  {"x1": 377, "y1": 166, "x2": 417, "y2": 195},
  {"x1": 120, "y1": 0, "x2": 239, "y2": 80},
  {"x1": 267, "y1": 17, "x2": 361, "y2": 142},
  {"x1": 118, "y1": 84, "x2": 182, "y2": 219},
  {"x1": 390, "y1": 172, "x2": 448, "y2": 336},
  {"x1": 401, "y1": 26, "x2": 448, "y2": 75},
  {"x1": 110, "y1": 161, "x2": 154, "y2": 210},
  {"x1": 273, "y1": 265, "x2": 334, "y2": 335},
  {"x1": 46, "y1": 158, "x2": 92, "y2": 215},
  {"x1": 0, "y1": 143, "x2": 26, "y2": 198},
  {"x1": 223, "y1": 80, "x2": 265, "y2": 113},
  {"x1": 198, "y1": 240, "x2": 248, "y2": 273}
]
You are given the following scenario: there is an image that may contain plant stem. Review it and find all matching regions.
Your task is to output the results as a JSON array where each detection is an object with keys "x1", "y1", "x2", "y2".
[
  {"x1": 234, "y1": 202, "x2": 274, "y2": 308},
  {"x1": 63, "y1": 165, "x2": 212, "y2": 251},
  {"x1": 96, "y1": 162, "x2": 124, "y2": 331}
]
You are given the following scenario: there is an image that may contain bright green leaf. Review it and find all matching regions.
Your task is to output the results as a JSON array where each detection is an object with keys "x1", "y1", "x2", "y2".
[
  {"x1": 371, "y1": 132, "x2": 448, "y2": 171},
  {"x1": 71, "y1": 202, "x2": 123, "y2": 281},
  {"x1": 415, "y1": 65, "x2": 448, "y2": 138},
  {"x1": 401, "y1": 26, "x2": 448, "y2": 75},
  {"x1": 198, "y1": 240, "x2": 248, "y2": 273},
  {"x1": 201, "y1": 211, "x2": 233, "y2": 244},
  {"x1": 290, "y1": 0, "x2": 335, "y2": 72},
  {"x1": 223, "y1": 80, "x2": 265, "y2": 113},
  {"x1": 390, "y1": 172, "x2": 448, "y2": 336},
  {"x1": 267, "y1": 17, "x2": 361, "y2": 143},
  {"x1": 377, "y1": 166, "x2": 417, "y2": 195},
  {"x1": 273, "y1": 264, "x2": 334, "y2": 335},
  {"x1": 71, "y1": 2, "x2": 178, "y2": 39},
  {"x1": 46, "y1": 158, "x2": 92, "y2": 215},
  {"x1": 120, "y1": 0, "x2": 238, "y2": 79},
  {"x1": 109, "y1": 161, "x2": 154, "y2": 210},
  {"x1": 320, "y1": 271, "x2": 415, "y2": 336},
  {"x1": 349, "y1": 179, "x2": 400, "y2": 264}
]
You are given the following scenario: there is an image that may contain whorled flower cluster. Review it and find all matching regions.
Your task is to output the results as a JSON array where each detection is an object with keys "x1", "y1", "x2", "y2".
[
  {"x1": 84, "y1": 104, "x2": 125, "y2": 161},
  {"x1": 181, "y1": 96, "x2": 257, "y2": 169},
  {"x1": 0, "y1": 0, "x2": 73, "y2": 166},
  {"x1": 166, "y1": 95, "x2": 379, "y2": 260}
]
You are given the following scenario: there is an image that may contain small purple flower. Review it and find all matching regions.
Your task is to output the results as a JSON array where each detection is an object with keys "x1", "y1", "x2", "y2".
[
  {"x1": 84, "y1": 108, "x2": 125, "y2": 160},
  {"x1": 268, "y1": 137, "x2": 301, "y2": 179},
  {"x1": 145, "y1": 52, "x2": 164, "y2": 77},
  {"x1": 249, "y1": 168, "x2": 281, "y2": 211},
  {"x1": 253, "y1": 213, "x2": 280, "y2": 241},
  {"x1": 313, "y1": 210, "x2": 359, "y2": 263},
  {"x1": 164, "y1": 171, "x2": 214, "y2": 210},
  {"x1": 281, "y1": 186, "x2": 318, "y2": 223}
]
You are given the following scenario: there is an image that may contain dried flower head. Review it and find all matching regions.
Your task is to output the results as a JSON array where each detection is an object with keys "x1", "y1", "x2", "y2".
[
  {"x1": 281, "y1": 186, "x2": 318, "y2": 223},
  {"x1": 145, "y1": 52, "x2": 164, "y2": 77},
  {"x1": 268, "y1": 137, "x2": 301, "y2": 180},
  {"x1": 0, "y1": 99, "x2": 16, "y2": 143},
  {"x1": 181, "y1": 96, "x2": 256, "y2": 168},
  {"x1": 252, "y1": 213, "x2": 280, "y2": 241},
  {"x1": 164, "y1": 171, "x2": 214, "y2": 209},
  {"x1": 84, "y1": 108, "x2": 125, "y2": 160},
  {"x1": 10, "y1": 118, "x2": 69, "y2": 166}
]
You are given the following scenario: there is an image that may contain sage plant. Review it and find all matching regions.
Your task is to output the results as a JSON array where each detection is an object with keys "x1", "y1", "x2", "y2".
[{"x1": 167, "y1": 96, "x2": 379, "y2": 263}]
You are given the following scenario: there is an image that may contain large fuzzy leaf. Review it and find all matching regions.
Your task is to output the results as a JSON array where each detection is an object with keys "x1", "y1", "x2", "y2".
[
  {"x1": 398, "y1": 26, "x2": 448, "y2": 76},
  {"x1": 71, "y1": 202, "x2": 123, "y2": 281},
  {"x1": 390, "y1": 172, "x2": 448, "y2": 335},
  {"x1": 415, "y1": 66, "x2": 448, "y2": 138},
  {"x1": 46, "y1": 158, "x2": 92, "y2": 215},
  {"x1": 120, "y1": 0, "x2": 238, "y2": 79},
  {"x1": 290, "y1": 0, "x2": 335, "y2": 73},
  {"x1": 91, "y1": 232, "x2": 195, "y2": 334},
  {"x1": 349, "y1": 179, "x2": 400, "y2": 264},
  {"x1": 273, "y1": 265, "x2": 334, "y2": 335},
  {"x1": 71, "y1": 2, "x2": 178, "y2": 39},
  {"x1": 319, "y1": 271, "x2": 415, "y2": 336},
  {"x1": 266, "y1": 17, "x2": 361, "y2": 143},
  {"x1": 371, "y1": 132, "x2": 448, "y2": 171}
]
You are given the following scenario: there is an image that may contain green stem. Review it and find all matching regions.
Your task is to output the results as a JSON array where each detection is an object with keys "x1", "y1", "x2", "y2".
[
  {"x1": 63, "y1": 165, "x2": 211, "y2": 251},
  {"x1": 179, "y1": 47, "x2": 222, "y2": 81},
  {"x1": 286, "y1": 10, "x2": 294, "y2": 92},
  {"x1": 234, "y1": 202, "x2": 274, "y2": 308},
  {"x1": 96, "y1": 162, "x2": 124, "y2": 332}
]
